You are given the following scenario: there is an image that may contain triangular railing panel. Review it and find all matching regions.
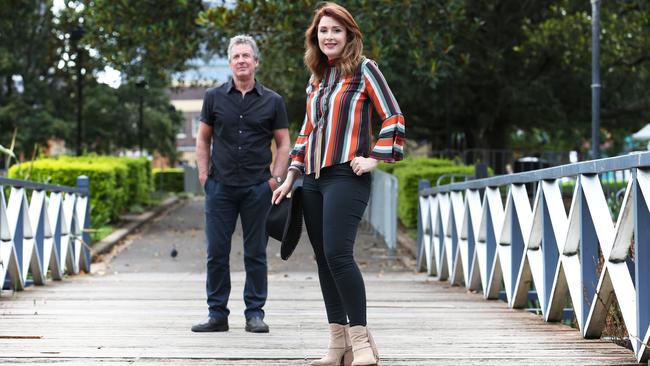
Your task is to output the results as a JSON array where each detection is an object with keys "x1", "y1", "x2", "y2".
[
  {"x1": 434, "y1": 193, "x2": 450, "y2": 280},
  {"x1": 479, "y1": 187, "x2": 504, "y2": 299},
  {"x1": 635, "y1": 169, "x2": 650, "y2": 361},
  {"x1": 63, "y1": 193, "x2": 80, "y2": 275},
  {"x1": 449, "y1": 191, "x2": 464, "y2": 286},
  {"x1": 417, "y1": 153, "x2": 650, "y2": 362},
  {"x1": 540, "y1": 180, "x2": 569, "y2": 322},
  {"x1": 417, "y1": 195, "x2": 430, "y2": 273},
  {"x1": 0, "y1": 188, "x2": 21, "y2": 291},
  {"x1": 1, "y1": 176, "x2": 91, "y2": 296},
  {"x1": 499, "y1": 184, "x2": 531, "y2": 306},
  {"x1": 29, "y1": 190, "x2": 54, "y2": 283},
  {"x1": 48, "y1": 192, "x2": 69, "y2": 279}
]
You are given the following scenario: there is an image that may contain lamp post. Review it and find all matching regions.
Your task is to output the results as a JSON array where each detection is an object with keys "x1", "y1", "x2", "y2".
[
  {"x1": 70, "y1": 26, "x2": 85, "y2": 156},
  {"x1": 135, "y1": 77, "x2": 147, "y2": 156},
  {"x1": 591, "y1": 0, "x2": 601, "y2": 160}
]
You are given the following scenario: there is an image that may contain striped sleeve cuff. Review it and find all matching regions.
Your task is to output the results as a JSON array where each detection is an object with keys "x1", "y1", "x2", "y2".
[
  {"x1": 369, "y1": 114, "x2": 405, "y2": 162},
  {"x1": 289, "y1": 134, "x2": 309, "y2": 162},
  {"x1": 289, "y1": 162, "x2": 305, "y2": 175}
]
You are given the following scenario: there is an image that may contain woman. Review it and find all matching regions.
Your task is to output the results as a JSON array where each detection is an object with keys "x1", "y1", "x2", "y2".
[{"x1": 272, "y1": 2, "x2": 404, "y2": 365}]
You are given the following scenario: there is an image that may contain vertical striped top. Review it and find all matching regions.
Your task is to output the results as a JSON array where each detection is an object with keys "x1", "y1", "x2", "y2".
[{"x1": 289, "y1": 57, "x2": 405, "y2": 175}]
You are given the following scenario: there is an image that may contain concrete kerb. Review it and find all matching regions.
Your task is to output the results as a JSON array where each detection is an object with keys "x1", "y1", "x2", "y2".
[
  {"x1": 397, "y1": 227, "x2": 417, "y2": 259},
  {"x1": 91, "y1": 195, "x2": 181, "y2": 261}
]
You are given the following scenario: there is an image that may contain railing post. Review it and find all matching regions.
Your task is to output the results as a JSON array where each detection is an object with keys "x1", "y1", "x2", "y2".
[
  {"x1": 389, "y1": 173, "x2": 397, "y2": 253},
  {"x1": 76, "y1": 176, "x2": 89, "y2": 196},
  {"x1": 634, "y1": 169, "x2": 650, "y2": 360},
  {"x1": 76, "y1": 176, "x2": 91, "y2": 272},
  {"x1": 418, "y1": 179, "x2": 430, "y2": 258}
]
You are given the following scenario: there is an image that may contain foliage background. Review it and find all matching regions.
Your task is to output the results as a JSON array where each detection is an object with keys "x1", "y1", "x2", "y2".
[
  {"x1": 0, "y1": 0, "x2": 203, "y2": 166},
  {"x1": 199, "y1": 0, "x2": 650, "y2": 156},
  {"x1": 1, "y1": 0, "x2": 649, "y2": 166}
]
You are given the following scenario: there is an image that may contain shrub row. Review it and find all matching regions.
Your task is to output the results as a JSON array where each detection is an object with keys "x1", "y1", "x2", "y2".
[
  {"x1": 394, "y1": 164, "x2": 476, "y2": 228},
  {"x1": 8, "y1": 156, "x2": 152, "y2": 226},
  {"x1": 377, "y1": 156, "x2": 480, "y2": 228},
  {"x1": 153, "y1": 168, "x2": 184, "y2": 193}
]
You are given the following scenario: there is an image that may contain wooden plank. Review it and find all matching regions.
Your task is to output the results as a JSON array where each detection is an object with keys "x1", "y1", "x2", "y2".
[{"x1": 0, "y1": 272, "x2": 640, "y2": 365}]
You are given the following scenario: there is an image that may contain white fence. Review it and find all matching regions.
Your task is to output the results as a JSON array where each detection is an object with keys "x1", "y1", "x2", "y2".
[
  {"x1": 0, "y1": 176, "x2": 91, "y2": 293},
  {"x1": 418, "y1": 153, "x2": 650, "y2": 363},
  {"x1": 364, "y1": 170, "x2": 398, "y2": 251}
]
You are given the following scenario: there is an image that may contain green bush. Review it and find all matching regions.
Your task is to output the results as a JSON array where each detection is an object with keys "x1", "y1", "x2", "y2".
[
  {"x1": 8, "y1": 156, "x2": 155, "y2": 226},
  {"x1": 9, "y1": 159, "x2": 119, "y2": 226},
  {"x1": 59, "y1": 156, "x2": 152, "y2": 205},
  {"x1": 394, "y1": 165, "x2": 476, "y2": 228},
  {"x1": 153, "y1": 168, "x2": 184, "y2": 192}
]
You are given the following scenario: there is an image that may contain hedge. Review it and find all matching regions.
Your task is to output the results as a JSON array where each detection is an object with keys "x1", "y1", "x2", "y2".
[
  {"x1": 8, "y1": 156, "x2": 154, "y2": 226},
  {"x1": 153, "y1": 168, "x2": 184, "y2": 192},
  {"x1": 394, "y1": 165, "x2": 476, "y2": 228},
  {"x1": 9, "y1": 159, "x2": 119, "y2": 226},
  {"x1": 60, "y1": 156, "x2": 152, "y2": 205}
]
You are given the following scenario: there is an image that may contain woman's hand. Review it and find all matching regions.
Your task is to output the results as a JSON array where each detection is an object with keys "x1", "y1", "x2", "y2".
[
  {"x1": 272, "y1": 170, "x2": 299, "y2": 205},
  {"x1": 350, "y1": 157, "x2": 378, "y2": 176}
]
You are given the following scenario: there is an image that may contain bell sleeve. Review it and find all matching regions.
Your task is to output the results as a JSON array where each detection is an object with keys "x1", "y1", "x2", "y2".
[{"x1": 363, "y1": 60, "x2": 405, "y2": 162}]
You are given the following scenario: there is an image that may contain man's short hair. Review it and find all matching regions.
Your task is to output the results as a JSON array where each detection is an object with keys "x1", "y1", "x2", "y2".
[{"x1": 227, "y1": 35, "x2": 259, "y2": 61}]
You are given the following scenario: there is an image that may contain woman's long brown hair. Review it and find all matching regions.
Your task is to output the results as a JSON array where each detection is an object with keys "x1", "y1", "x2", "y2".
[{"x1": 304, "y1": 2, "x2": 363, "y2": 82}]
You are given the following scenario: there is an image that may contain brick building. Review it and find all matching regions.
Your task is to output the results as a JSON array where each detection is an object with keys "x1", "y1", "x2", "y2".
[{"x1": 168, "y1": 57, "x2": 230, "y2": 166}]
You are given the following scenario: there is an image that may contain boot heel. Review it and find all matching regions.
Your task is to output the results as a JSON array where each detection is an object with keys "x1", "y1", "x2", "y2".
[
  {"x1": 341, "y1": 347, "x2": 353, "y2": 366},
  {"x1": 311, "y1": 324, "x2": 351, "y2": 366},
  {"x1": 367, "y1": 329, "x2": 379, "y2": 364}
]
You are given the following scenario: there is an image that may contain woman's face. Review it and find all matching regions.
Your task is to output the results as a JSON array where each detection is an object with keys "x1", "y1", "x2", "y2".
[{"x1": 317, "y1": 15, "x2": 347, "y2": 60}]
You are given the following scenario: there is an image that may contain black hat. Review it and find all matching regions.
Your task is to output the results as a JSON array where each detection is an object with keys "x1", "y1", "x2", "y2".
[{"x1": 266, "y1": 176, "x2": 303, "y2": 260}]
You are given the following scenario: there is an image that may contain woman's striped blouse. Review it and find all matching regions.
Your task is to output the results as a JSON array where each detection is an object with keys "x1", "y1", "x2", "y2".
[{"x1": 289, "y1": 58, "x2": 405, "y2": 175}]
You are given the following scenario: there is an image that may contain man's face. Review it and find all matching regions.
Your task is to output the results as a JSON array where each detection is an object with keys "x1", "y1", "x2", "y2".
[{"x1": 229, "y1": 43, "x2": 258, "y2": 80}]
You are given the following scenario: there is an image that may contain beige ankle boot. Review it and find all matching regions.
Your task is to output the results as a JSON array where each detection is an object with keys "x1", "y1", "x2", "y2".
[
  {"x1": 311, "y1": 323, "x2": 353, "y2": 366},
  {"x1": 349, "y1": 325, "x2": 379, "y2": 366}
]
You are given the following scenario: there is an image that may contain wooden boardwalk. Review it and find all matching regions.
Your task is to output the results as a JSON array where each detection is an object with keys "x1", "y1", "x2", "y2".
[{"x1": 0, "y1": 199, "x2": 641, "y2": 365}]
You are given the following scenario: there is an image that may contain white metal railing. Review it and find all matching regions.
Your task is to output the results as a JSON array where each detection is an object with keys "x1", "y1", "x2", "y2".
[
  {"x1": 1, "y1": 176, "x2": 91, "y2": 294},
  {"x1": 417, "y1": 152, "x2": 650, "y2": 363},
  {"x1": 364, "y1": 170, "x2": 398, "y2": 251}
]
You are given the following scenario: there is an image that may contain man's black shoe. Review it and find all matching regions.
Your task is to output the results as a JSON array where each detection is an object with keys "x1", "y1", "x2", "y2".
[
  {"x1": 191, "y1": 318, "x2": 229, "y2": 332},
  {"x1": 245, "y1": 316, "x2": 269, "y2": 333}
]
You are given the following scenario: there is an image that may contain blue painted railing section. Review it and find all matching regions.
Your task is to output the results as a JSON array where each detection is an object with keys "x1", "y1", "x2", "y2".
[
  {"x1": 417, "y1": 153, "x2": 650, "y2": 363},
  {"x1": 0, "y1": 176, "x2": 91, "y2": 293},
  {"x1": 364, "y1": 170, "x2": 398, "y2": 251}
]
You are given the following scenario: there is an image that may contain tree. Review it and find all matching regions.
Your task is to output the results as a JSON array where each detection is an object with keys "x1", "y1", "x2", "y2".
[
  {"x1": 0, "y1": 0, "x2": 69, "y2": 163},
  {"x1": 515, "y1": 0, "x2": 650, "y2": 154},
  {"x1": 83, "y1": 0, "x2": 205, "y2": 85},
  {"x1": 1, "y1": 0, "x2": 202, "y2": 165},
  {"x1": 199, "y1": 0, "x2": 650, "y2": 154},
  {"x1": 198, "y1": 0, "x2": 469, "y2": 140},
  {"x1": 72, "y1": 80, "x2": 182, "y2": 160}
]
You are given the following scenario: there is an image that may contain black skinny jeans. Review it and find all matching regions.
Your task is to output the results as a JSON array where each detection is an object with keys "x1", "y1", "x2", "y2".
[{"x1": 302, "y1": 162, "x2": 371, "y2": 326}]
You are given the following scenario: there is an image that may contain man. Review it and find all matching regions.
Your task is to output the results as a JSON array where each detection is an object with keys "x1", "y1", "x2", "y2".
[{"x1": 191, "y1": 35, "x2": 290, "y2": 333}]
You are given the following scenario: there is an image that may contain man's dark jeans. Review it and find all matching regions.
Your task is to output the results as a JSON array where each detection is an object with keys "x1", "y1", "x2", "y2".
[{"x1": 204, "y1": 178, "x2": 271, "y2": 321}]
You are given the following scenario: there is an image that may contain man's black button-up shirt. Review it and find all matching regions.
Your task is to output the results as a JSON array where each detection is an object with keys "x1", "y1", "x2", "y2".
[{"x1": 200, "y1": 80, "x2": 288, "y2": 186}]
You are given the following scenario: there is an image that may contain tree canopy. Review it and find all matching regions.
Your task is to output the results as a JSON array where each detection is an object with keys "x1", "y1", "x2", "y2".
[
  {"x1": 0, "y1": 0, "x2": 202, "y2": 166},
  {"x1": 200, "y1": 0, "x2": 650, "y2": 155},
  {"x1": 2, "y1": 0, "x2": 649, "y2": 167}
]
